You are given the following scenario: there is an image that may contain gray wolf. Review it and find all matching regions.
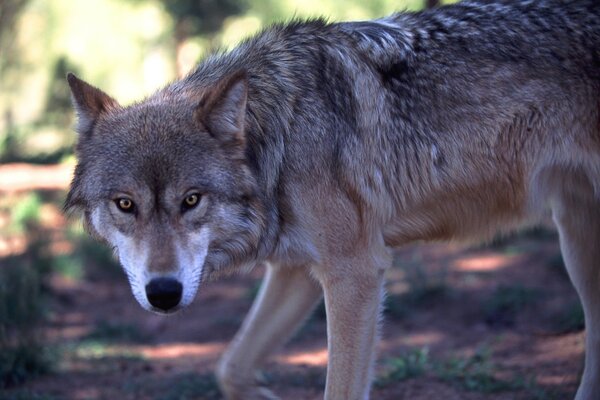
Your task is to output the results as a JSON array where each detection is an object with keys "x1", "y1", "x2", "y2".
[{"x1": 65, "y1": 0, "x2": 600, "y2": 398}]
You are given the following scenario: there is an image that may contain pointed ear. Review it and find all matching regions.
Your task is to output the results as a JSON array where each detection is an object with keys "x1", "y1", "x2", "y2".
[
  {"x1": 196, "y1": 71, "x2": 248, "y2": 147},
  {"x1": 66, "y1": 72, "x2": 120, "y2": 135}
]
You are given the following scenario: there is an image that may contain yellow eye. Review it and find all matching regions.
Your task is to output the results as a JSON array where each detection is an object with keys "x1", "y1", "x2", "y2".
[
  {"x1": 183, "y1": 193, "x2": 200, "y2": 209},
  {"x1": 116, "y1": 198, "x2": 134, "y2": 213}
]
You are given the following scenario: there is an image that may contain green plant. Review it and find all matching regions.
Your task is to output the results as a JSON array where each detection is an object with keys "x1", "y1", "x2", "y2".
[
  {"x1": 84, "y1": 321, "x2": 148, "y2": 344},
  {"x1": 51, "y1": 254, "x2": 84, "y2": 281},
  {"x1": 74, "y1": 235, "x2": 121, "y2": 278},
  {"x1": 62, "y1": 226, "x2": 122, "y2": 281},
  {"x1": 375, "y1": 347, "x2": 429, "y2": 387},
  {"x1": 0, "y1": 259, "x2": 53, "y2": 387},
  {"x1": 435, "y1": 347, "x2": 521, "y2": 393},
  {"x1": 10, "y1": 193, "x2": 42, "y2": 233},
  {"x1": 483, "y1": 285, "x2": 540, "y2": 327}
]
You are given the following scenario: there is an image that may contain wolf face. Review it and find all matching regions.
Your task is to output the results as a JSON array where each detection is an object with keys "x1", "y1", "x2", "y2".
[{"x1": 65, "y1": 72, "x2": 266, "y2": 313}]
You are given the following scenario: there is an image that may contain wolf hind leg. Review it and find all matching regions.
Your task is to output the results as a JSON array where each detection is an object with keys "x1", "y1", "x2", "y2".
[
  {"x1": 216, "y1": 263, "x2": 322, "y2": 400},
  {"x1": 551, "y1": 170, "x2": 600, "y2": 400}
]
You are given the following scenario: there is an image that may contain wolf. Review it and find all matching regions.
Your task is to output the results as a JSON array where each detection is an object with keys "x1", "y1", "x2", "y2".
[{"x1": 65, "y1": 0, "x2": 600, "y2": 398}]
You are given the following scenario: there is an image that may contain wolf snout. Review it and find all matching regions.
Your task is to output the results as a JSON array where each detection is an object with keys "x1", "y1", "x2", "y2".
[{"x1": 145, "y1": 277, "x2": 183, "y2": 312}]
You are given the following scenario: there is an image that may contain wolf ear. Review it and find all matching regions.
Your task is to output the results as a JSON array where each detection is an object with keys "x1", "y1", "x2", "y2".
[
  {"x1": 196, "y1": 71, "x2": 248, "y2": 148},
  {"x1": 66, "y1": 73, "x2": 120, "y2": 135}
]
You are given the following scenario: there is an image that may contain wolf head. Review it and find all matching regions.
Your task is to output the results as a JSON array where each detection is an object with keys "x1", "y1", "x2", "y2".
[{"x1": 65, "y1": 72, "x2": 266, "y2": 314}]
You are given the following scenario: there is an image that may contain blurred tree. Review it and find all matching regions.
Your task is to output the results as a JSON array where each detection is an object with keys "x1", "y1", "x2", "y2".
[
  {"x1": 426, "y1": 0, "x2": 440, "y2": 8},
  {"x1": 160, "y1": 0, "x2": 248, "y2": 76},
  {"x1": 43, "y1": 56, "x2": 79, "y2": 127},
  {"x1": 0, "y1": 0, "x2": 29, "y2": 75},
  {"x1": 0, "y1": 0, "x2": 29, "y2": 162}
]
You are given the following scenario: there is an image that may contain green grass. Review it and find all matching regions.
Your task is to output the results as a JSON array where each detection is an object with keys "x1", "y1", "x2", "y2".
[
  {"x1": 0, "y1": 258, "x2": 53, "y2": 387},
  {"x1": 9, "y1": 193, "x2": 42, "y2": 234},
  {"x1": 483, "y1": 285, "x2": 540, "y2": 327},
  {"x1": 68, "y1": 232, "x2": 122, "y2": 280},
  {"x1": 436, "y1": 346, "x2": 554, "y2": 399},
  {"x1": 435, "y1": 347, "x2": 519, "y2": 393},
  {"x1": 64, "y1": 341, "x2": 146, "y2": 376},
  {"x1": 374, "y1": 346, "x2": 551, "y2": 399},
  {"x1": 375, "y1": 347, "x2": 429, "y2": 387},
  {"x1": 0, "y1": 194, "x2": 123, "y2": 387},
  {"x1": 434, "y1": 346, "x2": 551, "y2": 398},
  {"x1": 83, "y1": 321, "x2": 148, "y2": 344},
  {"x1": 0, "y1": 343, "x2": 54, "y2": 388},
  {"x1": 70, "y1": 340, "x2": 143, "y2": 361},
  {"x1": 51, "y1": 254, "x2": 84, "y2": 281}
]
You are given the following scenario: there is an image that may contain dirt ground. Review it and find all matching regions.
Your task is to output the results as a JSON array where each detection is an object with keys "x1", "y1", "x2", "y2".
[{"x1": 1, "y1": 163, "x2": 585, "y2": 400}]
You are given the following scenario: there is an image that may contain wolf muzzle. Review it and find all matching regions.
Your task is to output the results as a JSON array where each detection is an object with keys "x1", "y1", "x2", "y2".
[{"x1": 145, "y1": 277, "x2": 183, "y2": 312}]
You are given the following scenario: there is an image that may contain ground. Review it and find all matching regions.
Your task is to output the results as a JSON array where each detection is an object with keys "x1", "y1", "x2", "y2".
[{"x1": 1, "y1": 163, "x2": 584, "y2": 400}]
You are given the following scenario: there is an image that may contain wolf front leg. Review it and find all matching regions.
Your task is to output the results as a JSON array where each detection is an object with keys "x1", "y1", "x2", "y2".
[
  {"x1": 216, "y1": 263, "x2": 322, "y2": 399},
  {"x1": 552, "y1": 172, "x2": 600, "y2": 400},
  {"x1": 319, "y1": 249, "x2": 389, "y2": 400}
]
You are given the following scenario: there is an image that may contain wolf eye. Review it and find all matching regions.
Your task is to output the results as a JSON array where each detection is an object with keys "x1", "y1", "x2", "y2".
[
  {"x1": 115, "y1": 198, "x2": 135, "y2": 213},
  {"x1": 182, "y1": 193, "x2": 200, "y2": 211}
]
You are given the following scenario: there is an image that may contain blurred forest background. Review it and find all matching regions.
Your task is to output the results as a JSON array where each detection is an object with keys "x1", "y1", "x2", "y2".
[
  {"x1": 1, "y1": 0, "x2": 444, "y2": 166},
  {"x1": 0, "y1": 0, "x2": 587, "y2": 399}
]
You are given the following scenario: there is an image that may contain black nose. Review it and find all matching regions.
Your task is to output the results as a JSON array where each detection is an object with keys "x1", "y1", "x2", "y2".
[{"x1": 145, "y1": 277, "x2": 183, "y2": 312}]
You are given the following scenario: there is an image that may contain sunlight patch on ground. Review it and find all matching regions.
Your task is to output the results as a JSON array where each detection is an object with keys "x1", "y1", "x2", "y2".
[
  {"x1": 49, "y1": 325, "x2": 91, "y2": 341},
  {"x1": 453, "y1": 254, "x2": 521, "y2": 272},
  {"x1": 536, "y1": 373, "x2": 580, "y2": 386},
  {"x1": 278, "y1": 348, "x2": 329, "y2": 366},
  {"x1": 137, "y1": 342, "x2": 226, "y2": 360},
  {"x1": 533, "y1": 333, "x2": 584, "y2": 364},
  {"x1": 402, "y1": 331, "x2": 445, "y2": 347},
  {"x1": 46, "y1": 310, "x2": 94, "y2": 341},
  {"x1": 40, "y1": 204, "x2": 67, "y2": 228},
  {"x1": 0, "y1": 163, "x2": 74, "y2": 193},
  {"x1": 0, "y1": 235, "x2": 26, "y2": 257},
  {"x1": 380, "y1": 330, "x2": 444, "y2": 351}
]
